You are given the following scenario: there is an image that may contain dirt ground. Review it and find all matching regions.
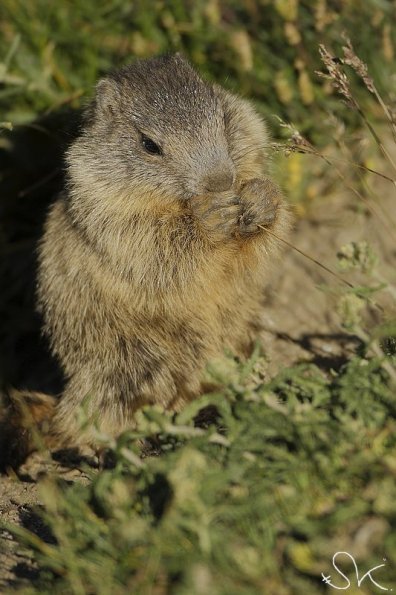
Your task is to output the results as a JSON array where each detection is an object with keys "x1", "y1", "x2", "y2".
[{"x1": 1, "y1": 147, "x2": 395, "y2": 591}]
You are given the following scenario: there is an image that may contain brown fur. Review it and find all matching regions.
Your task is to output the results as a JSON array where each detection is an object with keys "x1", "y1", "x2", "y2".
[{"x1": 2, "y1": 54, "x2": 291, "y2": 468}]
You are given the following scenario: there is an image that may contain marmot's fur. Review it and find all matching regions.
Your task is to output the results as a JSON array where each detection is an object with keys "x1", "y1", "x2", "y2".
[{"x1": 1, "y1": 54, "x2": 291, "y2": 469}]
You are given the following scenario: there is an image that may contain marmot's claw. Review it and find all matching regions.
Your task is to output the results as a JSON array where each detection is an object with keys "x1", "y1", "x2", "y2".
[{"x1": 190, "y1": 195, "x2": 241, "y2": 240}]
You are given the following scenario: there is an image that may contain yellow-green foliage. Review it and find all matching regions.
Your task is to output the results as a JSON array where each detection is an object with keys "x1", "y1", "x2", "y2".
[{"x1": 0, "y1": 0, "x2": 395, "y2": 137}]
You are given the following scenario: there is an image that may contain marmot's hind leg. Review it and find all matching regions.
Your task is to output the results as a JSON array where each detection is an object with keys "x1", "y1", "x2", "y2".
[{"x1": 0, "y1": 390, "x2": 57, "y2": 472}]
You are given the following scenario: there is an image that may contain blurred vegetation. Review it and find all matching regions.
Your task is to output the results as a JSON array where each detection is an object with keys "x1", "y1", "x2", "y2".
[
  {"x1": 6, "y1": 351, "x2": 396, "y2": 594},
  {"x1": 0, "y1": 0, "x2": 395, "y2": 140}
]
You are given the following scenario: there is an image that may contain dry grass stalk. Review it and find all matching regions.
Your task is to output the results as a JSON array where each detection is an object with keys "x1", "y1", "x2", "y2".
[
  {"x1": 273, "y1": 121, "x2": 396, "y2": 242},
  {"x1": 318, "y1": 42, "x2": 396, "y2": 174}
]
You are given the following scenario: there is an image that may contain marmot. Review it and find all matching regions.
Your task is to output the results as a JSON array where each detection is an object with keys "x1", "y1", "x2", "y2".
[{"x1": 1, "y1": 54, "x2": 291, "y2": 468}]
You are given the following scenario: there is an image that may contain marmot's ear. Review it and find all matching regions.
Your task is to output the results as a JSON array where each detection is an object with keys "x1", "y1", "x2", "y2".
[{"x1": 94, "y1": 77, "x2": 120, "y2": 117}]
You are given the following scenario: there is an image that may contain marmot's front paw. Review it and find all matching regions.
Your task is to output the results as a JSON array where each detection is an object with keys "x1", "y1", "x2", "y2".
[
  {"x1": 191, "y1": 194, "x2": 241, "y2": 241},
  {"x1": 237, "y1": 178, "x2": 281, "y2": 237}
]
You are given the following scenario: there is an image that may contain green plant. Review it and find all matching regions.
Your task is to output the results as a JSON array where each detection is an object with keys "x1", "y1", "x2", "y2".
[{"x1": 5, "y1": 350, "x2": 396, "y2": 594}]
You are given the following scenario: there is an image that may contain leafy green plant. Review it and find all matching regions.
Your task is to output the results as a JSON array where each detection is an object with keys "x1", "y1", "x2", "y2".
[{"x1": 4, "y1": 351, "x2": 396, "y2": 594}]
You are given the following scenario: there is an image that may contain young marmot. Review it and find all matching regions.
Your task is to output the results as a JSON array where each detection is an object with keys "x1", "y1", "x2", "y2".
[{"x1": 1, "y1": 54, "x2": 291, "y2": 467}]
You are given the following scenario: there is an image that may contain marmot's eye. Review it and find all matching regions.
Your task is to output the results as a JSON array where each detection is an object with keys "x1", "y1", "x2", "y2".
[{"x1": 141, "y1": 134, "x2": 162, "y2": 155}]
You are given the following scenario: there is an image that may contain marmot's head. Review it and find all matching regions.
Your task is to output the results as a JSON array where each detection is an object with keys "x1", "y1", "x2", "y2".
[
  {"x1": 66, "y1": 53, "x2": 269, "y2": 229},
  {"x1": 67, "y1": 55, "x2": 238, "y2": 206}
]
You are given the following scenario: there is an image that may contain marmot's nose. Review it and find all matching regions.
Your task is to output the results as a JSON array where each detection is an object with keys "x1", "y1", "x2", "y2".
[{"x1": 203, "y1": 165, "x2": 235, "y2": 193}]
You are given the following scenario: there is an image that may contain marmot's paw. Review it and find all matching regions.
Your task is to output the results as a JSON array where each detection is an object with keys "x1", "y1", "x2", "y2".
[
  {"x1": 238, "y1": 178, "x2": 281, "y2": 237},
  {"x1": 191, "y1": 194, "x2": 241, "y2": 241},
  {"x1": 0, "y1": 391, "x2": 57, "y2": 473}
]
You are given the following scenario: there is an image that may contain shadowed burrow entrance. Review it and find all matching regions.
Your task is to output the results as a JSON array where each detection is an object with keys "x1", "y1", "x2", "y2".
[{"x1": 0, "y1": 109, "x2": 82, "y2": 395}]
